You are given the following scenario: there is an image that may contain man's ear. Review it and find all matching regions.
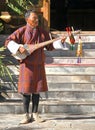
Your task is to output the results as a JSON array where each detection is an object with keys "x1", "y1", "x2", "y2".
[{"x1": 25, "y1": 18, "x2": 28, "y2": 22}]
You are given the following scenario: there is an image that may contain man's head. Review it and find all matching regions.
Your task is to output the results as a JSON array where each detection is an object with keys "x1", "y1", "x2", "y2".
[{"x1": 25, "y1": 10, "x2": 39, "y2": 28}]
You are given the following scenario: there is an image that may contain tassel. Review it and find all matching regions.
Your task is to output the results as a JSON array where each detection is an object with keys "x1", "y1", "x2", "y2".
[
  {"x1": 77, "y1": 57, "x2": 81, "y2": 63},
  {"x1": 66, "y1": 27, "x2": 75, "y2": 50},
  {"x1": 77, "y1": 36, "x2": 82, "y2": 63}
]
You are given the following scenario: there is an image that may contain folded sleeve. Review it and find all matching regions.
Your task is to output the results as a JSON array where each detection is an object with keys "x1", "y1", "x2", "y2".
[{"x1": 7, "y1": 40, "x2": 21, "y2": 54}]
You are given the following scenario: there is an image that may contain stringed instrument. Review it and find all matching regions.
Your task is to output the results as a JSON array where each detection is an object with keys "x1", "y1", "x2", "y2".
[
  {"x1": 12, "y1": 37, "x2": 60, "y2": 60},
  {"x1": 12, "y1": 30, "x2": 81, "y2": 60}
]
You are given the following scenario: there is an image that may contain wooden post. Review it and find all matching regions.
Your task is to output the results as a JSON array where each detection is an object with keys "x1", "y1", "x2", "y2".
[{"x1": 43, "y1": 0, "x2": 50, "y2": 31}]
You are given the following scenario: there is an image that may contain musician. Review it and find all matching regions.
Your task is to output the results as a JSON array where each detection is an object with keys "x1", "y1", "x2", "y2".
[{"x1": 4, "y1": 10, "x2": 66, "y2": 124}]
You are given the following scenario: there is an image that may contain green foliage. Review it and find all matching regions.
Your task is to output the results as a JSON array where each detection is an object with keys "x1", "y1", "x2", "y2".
[
  {"x1": 7, "y1": 0, "x2": 27, "y2": 15},
  {"x1": 0, "y1": 46, "x2": 15, "y2": 88},
  {"x1": 6, "y1": 0, "x2": 40, "y2": 15},
  {"x1": 0, "y1": 22, "x2": 4, "y2": 33}
]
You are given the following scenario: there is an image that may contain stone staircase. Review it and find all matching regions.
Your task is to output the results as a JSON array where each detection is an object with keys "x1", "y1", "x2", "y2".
[{"x1": 0, "y1": 33, "x2": 95, "y2": 115}]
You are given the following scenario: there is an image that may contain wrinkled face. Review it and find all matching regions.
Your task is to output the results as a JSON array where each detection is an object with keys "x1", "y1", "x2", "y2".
[{"x1": 26, "y1": 12, "x2": 39, "y2": 28}]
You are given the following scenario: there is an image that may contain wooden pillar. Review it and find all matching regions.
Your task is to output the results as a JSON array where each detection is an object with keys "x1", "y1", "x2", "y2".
[{"x1": 43, "y1": 0, "x2": 50, "y2": 31}]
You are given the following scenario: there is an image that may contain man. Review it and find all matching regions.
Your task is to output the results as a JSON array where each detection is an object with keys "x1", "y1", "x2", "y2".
[{"x1": 4, "y1": 10, "x2": 66, "y2": 124}]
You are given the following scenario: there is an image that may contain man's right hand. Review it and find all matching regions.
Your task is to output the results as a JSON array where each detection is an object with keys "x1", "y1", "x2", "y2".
[{"x1": 18, "y1": 46, "x2": 26, "y2": 54}]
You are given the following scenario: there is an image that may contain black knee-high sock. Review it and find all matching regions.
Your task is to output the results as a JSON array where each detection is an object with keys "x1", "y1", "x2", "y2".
[
  {"x1": 32, "y1": 94, "x2": 40, "y2": 113},
  {"x1": 23, "y1": 94, "x2": 31, "y2": 113}
]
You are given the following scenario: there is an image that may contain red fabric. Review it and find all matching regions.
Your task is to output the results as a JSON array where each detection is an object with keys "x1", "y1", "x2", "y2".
[
  {"x1": 18, "y1": 63, "x2": 48, "y2": 93},
  {"x1": 5, "y1": 24, "x2": 54, "y2": 94}
]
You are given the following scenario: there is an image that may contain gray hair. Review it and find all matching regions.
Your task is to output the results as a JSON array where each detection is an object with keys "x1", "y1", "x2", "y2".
[{"x1": 25, "y1": 10, "x2": 37, "y2": 19}]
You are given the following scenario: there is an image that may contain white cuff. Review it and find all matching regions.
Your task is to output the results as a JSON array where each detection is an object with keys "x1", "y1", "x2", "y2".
[
  {"x1": 53, "y1": 39, "x2": 63, "y2": 49},
  {"x1": 53, "y1": 39, "x2": 68, "y2": 50},
  {"x1": 7, "y1": 41, "x2": 22, "y2": 54}
]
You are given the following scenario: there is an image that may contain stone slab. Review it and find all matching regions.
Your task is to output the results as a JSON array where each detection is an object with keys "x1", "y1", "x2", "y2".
[{"x1": 0, "y1": 113, "x2": 95, "y2": 130}]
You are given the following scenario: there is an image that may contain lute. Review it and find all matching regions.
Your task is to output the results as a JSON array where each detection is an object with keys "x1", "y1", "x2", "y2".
[
  {"x1": 12, "y1": 30, "x2": 81, "y2": 60},
  {"x1": 12, "y1": 37, "x2": 61, "y2": 60}
]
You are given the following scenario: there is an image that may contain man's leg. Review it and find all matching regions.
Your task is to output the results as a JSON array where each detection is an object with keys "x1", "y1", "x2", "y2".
[
  {"x1": 32, "y1": 93, "x2": 39, "y2": 113},
  {"x1": 20, "y1": 94, "x2": 31, "y2": 124},
  {"x1": 31, "y1": 93, "x2": 45, "y2": 123},
  {"x1": 23, "y1": 94, "x2": 31, "y2": 113}
]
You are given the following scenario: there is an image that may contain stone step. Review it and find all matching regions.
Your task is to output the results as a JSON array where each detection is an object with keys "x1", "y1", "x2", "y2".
[
  {"x1": 45, "y1": 49, "x2": 95, "y2": 57},
  {"x1": 1, "y1": 82, "x2": 95, "y2": 92},
  {"x1": 40, "y1": 91, "x2": 95, "y2": 100},
  {"x1": 48, "y1": 83, "x2": 95, "y2": 91},
  {"x1": 1, "y1": 99, "x2": 95, "y2": 114},
  {"x1": 1, "y1": 90, "x2": 95, "y2": 101},
  {"x1": 46, "y1": 75, "x2": 95, "y2": 83},
  {"x1": 45, "y1": 57, "x2": 95, "y2": 65},
  {"x1": 83, "y1": 49, "x2": 95, "y2": 57},
  {"x1": 45, "y1": 65, "x2": 95, "y2": 76},
  {"x1": 7, "y1": 64, "x2": 95, "y2": 75}
]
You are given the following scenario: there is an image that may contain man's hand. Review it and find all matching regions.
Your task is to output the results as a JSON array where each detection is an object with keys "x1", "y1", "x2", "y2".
[
  {"x1": 18, "y1": 46, "x2": 26, "y2": 54},
  {"x1": 61, "y1": 35, "x2": 67, "y2": 44}
]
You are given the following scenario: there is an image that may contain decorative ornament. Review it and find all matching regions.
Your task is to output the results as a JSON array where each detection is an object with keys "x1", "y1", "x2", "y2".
[
  {"x1": 76, "y1": 36, "x2": 82, "y2": 63},
  {"x1": 66, "y1": 27, "x2": 75, "y2": 50}
]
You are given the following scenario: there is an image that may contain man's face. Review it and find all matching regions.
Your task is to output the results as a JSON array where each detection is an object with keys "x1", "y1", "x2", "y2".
[{"x1": 26, "y1": 12, "x2": 39, "y2": 28}]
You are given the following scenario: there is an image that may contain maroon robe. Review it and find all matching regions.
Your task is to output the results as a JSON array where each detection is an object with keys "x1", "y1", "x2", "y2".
[{"x1": 5, "y1": 24, "x2": 54, "y2": 94}]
